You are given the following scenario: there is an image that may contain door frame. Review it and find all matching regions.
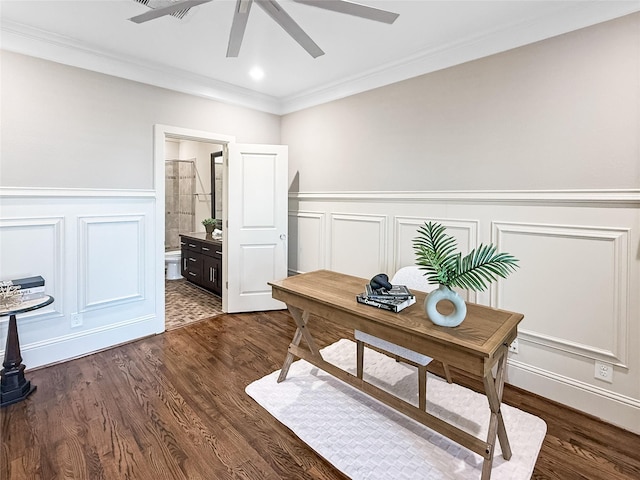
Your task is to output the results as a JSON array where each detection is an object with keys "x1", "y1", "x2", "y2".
[{"x1": 153, "y1": 125, "x2": 235, "y2": 332}]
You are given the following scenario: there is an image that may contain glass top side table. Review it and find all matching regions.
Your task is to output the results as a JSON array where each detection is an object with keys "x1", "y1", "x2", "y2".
[{"x1": 0, "y1": 295, "x2": 54, "y2": 407}]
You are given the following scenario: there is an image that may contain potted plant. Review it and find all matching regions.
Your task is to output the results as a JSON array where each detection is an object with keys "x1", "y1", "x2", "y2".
[
  {"x1": 413, "y1": 222, "x2": 519, "y2": 327},
  {"x1": 202, "y1": 218, "x2": 218, "y2": 234}
]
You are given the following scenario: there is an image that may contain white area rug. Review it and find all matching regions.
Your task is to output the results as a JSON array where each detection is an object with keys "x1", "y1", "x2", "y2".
[{"x1": 246, "y1": 339, "x2": 546, "y2": 480}]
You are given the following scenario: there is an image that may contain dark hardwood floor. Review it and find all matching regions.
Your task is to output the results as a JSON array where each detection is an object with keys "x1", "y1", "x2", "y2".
[{"x1": 2, "y1": 311, "x2": 639, "y2": 479}]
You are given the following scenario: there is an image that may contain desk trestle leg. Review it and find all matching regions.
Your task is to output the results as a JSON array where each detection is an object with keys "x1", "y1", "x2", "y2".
[
  {"x1": 481, "y1": 349, "x2": 512, "y2": 479},
  {"x1": 277, "y1": 307, "x2": 321, "y2": 383}
]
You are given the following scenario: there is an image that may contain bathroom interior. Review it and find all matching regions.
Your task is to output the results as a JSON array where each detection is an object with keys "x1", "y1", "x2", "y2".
[{"x1": 164, "y1": 138, "x2": 225, "y2": 330}]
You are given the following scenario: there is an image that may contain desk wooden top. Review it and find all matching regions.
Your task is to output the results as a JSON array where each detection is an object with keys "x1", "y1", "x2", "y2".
[{"x1": 269, "y1": 270, "x2": 523, "y2": 363}]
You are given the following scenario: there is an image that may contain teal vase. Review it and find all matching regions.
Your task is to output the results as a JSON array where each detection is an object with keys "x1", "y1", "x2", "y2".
[{"x1": 424, "y1": 285, "x2": 467, "y2": 327}]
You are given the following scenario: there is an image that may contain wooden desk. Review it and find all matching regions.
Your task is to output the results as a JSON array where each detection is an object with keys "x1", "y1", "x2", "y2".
[{"x1": 269, "y1": 270, "x2": 523, "y2": 480}]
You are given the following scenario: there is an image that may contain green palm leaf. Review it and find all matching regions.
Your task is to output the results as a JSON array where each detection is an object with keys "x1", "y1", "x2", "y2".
[
  {"x1": 449, "y1": 244, "x2": 519, "y2": 291},
  {"x1": 413, "y1": 222, "x2": 458, "y2": 285},
  {"x1": 413, "y1": 221, "x2": 519, "y2": 290}
]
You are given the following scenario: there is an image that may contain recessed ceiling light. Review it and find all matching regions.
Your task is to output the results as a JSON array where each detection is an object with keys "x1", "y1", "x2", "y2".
[{"x1": 249, "y1": 67, "x2": 265, "y2": 81}]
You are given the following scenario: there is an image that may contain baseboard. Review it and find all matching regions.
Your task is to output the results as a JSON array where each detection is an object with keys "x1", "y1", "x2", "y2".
[
  {"x1": 18, "y1": 314, "x2": 159, "y2": 370},
  {"x1": 507, "y1": 359, "x2": 640, "y2": 434}
]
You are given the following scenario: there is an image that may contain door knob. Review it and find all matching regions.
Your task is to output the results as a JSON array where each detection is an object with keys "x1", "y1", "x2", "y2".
[{"x1": 280, "y1": 234, "x2": 286, "y2": 240}]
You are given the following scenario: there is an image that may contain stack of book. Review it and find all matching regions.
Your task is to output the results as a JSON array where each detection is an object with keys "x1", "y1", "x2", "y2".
[
  {"x1": 356, "y1": 283, "x2": 416, "y2": 312},
  {"x1": 0, "y1": 276, "x2": 45, "y2": 300}
]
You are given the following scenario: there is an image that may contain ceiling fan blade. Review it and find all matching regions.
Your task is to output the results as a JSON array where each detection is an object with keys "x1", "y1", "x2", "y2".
[
  {"x1": 255, "y1": 0, "x2": 324, "y2": 58},
  {"x1": 227, "y1": 0, "x2": 253, "y2": 57},
  {"x1": 129, "y1": 0, "x2": 213, "y2": 24},
  {"x1": 293, "y1": 0, "x2": 398, "y2": 24}
]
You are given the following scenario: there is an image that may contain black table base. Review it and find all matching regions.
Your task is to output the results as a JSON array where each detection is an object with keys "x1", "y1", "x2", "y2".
[
  {"x1": 1, "y1": 295, "x2": 54, "y2": 407},
  {"x1": 1, "y1": 366, "x2": 37, "y2": 407},
  {"x1": 1, "y1": 313, "x2": 37, "y2": 407}
]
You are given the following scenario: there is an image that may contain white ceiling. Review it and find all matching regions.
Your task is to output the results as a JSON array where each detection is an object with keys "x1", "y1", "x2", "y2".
[{"x1": 2, "y1": 0, "x2": 639, "y2": 114}]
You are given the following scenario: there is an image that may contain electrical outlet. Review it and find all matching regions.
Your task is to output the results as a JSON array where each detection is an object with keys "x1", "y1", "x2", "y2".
[
  {"x1": 508, "y1": 338, "x2": 519, "y2": 354},
  {"x1": 70, "y1": 313, "x2": 83, "y2": 328},
  {"x1": 594, "y1": 361, "x2": 613, "y2": 383}
]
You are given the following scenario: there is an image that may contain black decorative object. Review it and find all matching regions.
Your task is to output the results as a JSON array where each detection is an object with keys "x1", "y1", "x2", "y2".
[{"x1": 369, "y1": 273, "x2": 392, "y2": 291}]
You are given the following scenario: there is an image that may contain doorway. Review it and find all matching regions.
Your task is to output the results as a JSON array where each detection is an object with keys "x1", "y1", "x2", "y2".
[
  {"x1": 164, "y1": 139, "x2": 225, "y2": 330},
  {"x1": 154, "y1": 125, "x2": 235, "y2": 332},
  {"x1": 154, "y1": 126, "x2": 289, "y2": 333}
]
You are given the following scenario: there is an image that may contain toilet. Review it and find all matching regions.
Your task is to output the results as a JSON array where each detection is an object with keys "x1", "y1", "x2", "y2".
[{"x1": 165, "y1": 250, "x2": 182, "y2": 280}]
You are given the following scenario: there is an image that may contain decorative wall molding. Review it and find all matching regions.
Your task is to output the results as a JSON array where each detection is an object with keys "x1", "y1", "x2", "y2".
[
  {"x1": 329, "y1": 213, "x2": 388, "y2": 275},
  {"x1": 0, "y1": 216, "x2": 65, "y2": 318},
  {"x1": 290, "y1": 189, "x2": 640, "y2": 207},
  {"x1": 279, "y1": 2, "x2": 640, "y2": 114},
  {"x1": 288, "y1": 193, "x2": 639, "y2": 433},
  {"x1": 493, "y1": 221, "x2": 630, "y2": 366},
  {"x1": 1, "y1": 314, "x2": 158, "y2": 370},
  {"x1": 507, "y1": 358, "x2": 640, "y2": 434},
  {"x1": 0, "y1": 184, "x2": 635, "y2": 431},
  {"x1": 0, "y1": 187, "x2": 155, "y2": 198},
  {"x1": 0, "y1": 191, "x2": 158, "y2": 369},
  {"x1": 1, "y1": 20, "x2": 281, "y2": 115},
  {"x1": 288, "y1": 210, "x2": 325, "y2": 275},
  {"x1": 4, "y1": 2, "x2": 638, "y2": 115},
  {"x1": 78, "y1": 214, "x2": 146, "y2": 312},
  {"x1": 519, "y1": 332, "x2": 628, "y2": 367},
  {"x1": 509, "y1": 358, "x2": 640, "y2": 408}
]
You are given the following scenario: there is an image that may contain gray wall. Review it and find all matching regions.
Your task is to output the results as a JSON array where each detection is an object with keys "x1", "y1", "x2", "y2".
[
  {"x1": 281, "y1": 13, "x2": 639, "y2": 192},
  {"x1": 0, "y1": 51, "x2": 281, "y2": 189}
]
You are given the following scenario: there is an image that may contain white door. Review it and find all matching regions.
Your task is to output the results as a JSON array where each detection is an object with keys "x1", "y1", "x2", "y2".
[{"x1": 225, "y1": 143, "x2": 288, "y2": 313}]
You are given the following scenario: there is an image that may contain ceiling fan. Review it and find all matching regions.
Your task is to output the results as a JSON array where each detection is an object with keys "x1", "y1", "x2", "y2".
[{"x1": 129, "y1": 0, "x2": 399, "y2": 58}]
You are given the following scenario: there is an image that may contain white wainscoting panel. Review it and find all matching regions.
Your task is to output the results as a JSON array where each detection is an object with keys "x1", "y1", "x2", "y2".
[
  {"x1": 329, "y1": 213, "x2": 387, "y2": 278},
  {"x1": 0, "y1": 188, "x2": 160, "y2": 370},
  {"x1": 493, "y1": 222, "x2": 629, "y2": 366},
  {"x1": 288, "y1": 189, "x2": 640, "y2": 433},
  {"x1": 0, "y1": 216, "x2": 64, "y2": 319},
  {"x1": 288, "y1": 211, "x2": 325, "y2": 275},
  {"x1": 79, "y1": 215, "x2": 145, "y2": 311}
]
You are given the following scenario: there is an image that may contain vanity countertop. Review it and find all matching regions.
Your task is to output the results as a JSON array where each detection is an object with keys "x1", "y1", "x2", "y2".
[{"x1": 179, "y1": 232, "x2": 222, "y2": 246}]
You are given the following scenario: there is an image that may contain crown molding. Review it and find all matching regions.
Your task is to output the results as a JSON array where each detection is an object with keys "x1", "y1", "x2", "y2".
[
  {"x1": 0, "y1": 20, "x2": 282, "y2": 114},
  {"x1": 2, "y1": 2, "x2": 639, "y2": 115},
  {"x1": 279, "y1": 2, "x2": 640, "y2": 113}
]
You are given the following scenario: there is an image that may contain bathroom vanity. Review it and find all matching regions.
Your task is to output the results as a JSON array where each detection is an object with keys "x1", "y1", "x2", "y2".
[{"x1": 180, "y1": 233, "x2": 223, "y2": 297}]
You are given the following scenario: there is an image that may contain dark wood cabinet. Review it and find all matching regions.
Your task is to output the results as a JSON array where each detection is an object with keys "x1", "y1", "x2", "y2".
[
  {"x1": 180, "y1": 233, "x2": 223, "y2": 297},
  {"x1": 202, "y1": 255, "x2": 222, "y2": 294}
]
